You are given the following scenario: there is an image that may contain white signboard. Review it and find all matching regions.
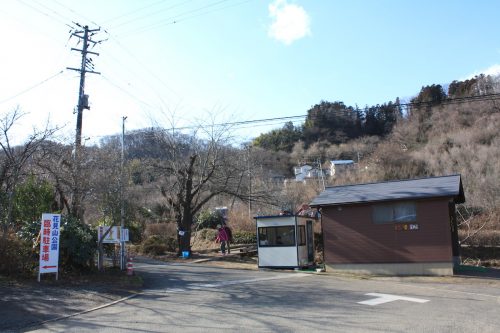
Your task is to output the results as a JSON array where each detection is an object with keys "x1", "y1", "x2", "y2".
[
  {"x1": 38, "y1": 213, "x2": 61, "y2": 280},
  {"x1": 98, "y1": 226, "x2": 122, "y2": 243},
  {"x1": 121, "y1": 228, "x2": 129, "y2": 242}
]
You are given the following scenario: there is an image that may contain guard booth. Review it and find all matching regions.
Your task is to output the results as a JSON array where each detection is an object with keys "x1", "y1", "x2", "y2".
[{"x1": 255, "y1": 215, "x2": 315, "y2": 269}]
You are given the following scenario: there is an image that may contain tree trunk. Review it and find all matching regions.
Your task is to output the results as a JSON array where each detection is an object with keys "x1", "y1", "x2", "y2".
[{"x1": 179, "y1": 212, "x2": 193, "y2": 256}]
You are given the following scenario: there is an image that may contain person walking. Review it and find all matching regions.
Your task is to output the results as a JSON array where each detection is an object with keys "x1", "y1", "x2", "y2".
[
  {"x1": 215, "y1": 224, "x2": 229, "y2": 255},
  {"x1": 223, "y1": 224, "x2": 233, "y2": 254}
]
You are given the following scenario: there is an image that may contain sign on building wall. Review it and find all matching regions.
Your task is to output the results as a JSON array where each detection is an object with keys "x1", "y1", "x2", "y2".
[
  {"x1": 38, "y1": 213, "x2": 61, "y2": 281},
  {"x1": 394, "y1": 223, "x2": 419, "y2": 231}
]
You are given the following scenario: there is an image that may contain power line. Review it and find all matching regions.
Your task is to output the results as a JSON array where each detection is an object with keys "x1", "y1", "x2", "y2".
[
  {"x1": 113, "y1": 92, "x2": 500, "y2": 135},
  {"x1": 49, "y1": 0, "x2": 102, "y2": 28},
  {"x1": 109, "y1": 0, "x2": 197, "y2": 29},
  {"x1": 100, "y1": 75, "x2": 156, "y2": 109},
  {"x1": 115, "y1": 0, "x2": 251, "y2": 37},
  {"x1": 103, "y1": 0, "x2": 171, "y2": 24},
  {"x1": 163, "y1": 0, "x2": 254, "y2": 27},
  {"x1": 105, "y1": 35, "x2": 182, "y2": 100},
  {"x1": 17, "y1": 0, "x2": 74, "y2": 29},
  {"x1": 0, "y1": 70, "x2": 64, "y2": 105}
]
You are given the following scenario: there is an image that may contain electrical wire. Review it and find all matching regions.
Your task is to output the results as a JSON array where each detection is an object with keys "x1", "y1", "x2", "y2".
[
  {"x1": 115, "y1": 0, "x2": 251, "y2": 37},
  {"x1": 112, "y1": 92, "x2": 500, "y2": 135},
  {"x1": 102, "y1": 0, "x2": 170, "y2": 24},
  {"x1": 160, "y1": 0, "x2": 254, "y2": 27},
  {"x1": 109, "y1": 0, "x2": 197, "y2": 29},
  {"x1": 49, "y1": 0, "x2": 104, "y2": 29},
  {"x1": 100, "y1": 75, "x2": 156, "y2": 109},
  {"x1": 17, "y1": 0, "x2": 75, "y2": 29},
  {"x1": 0, "y1": 70, "x2": 65, "y2": 105}
]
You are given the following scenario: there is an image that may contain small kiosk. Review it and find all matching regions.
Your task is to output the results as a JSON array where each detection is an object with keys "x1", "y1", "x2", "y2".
[{"x1": 255, "y1": 215, "x2": 315, "y2": 269}]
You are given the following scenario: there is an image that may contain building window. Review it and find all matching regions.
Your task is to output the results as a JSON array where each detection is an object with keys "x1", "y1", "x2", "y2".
[
  {"x1": 372, "y1": 202, "x2": 416, "y2": 224},
  {"x1": 258, "y1": 226, "x2": 295, "y2": 246}
]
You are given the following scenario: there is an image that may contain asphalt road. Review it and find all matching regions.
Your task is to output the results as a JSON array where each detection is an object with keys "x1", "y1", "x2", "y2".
[{"x1": 23, "y1": 257, "x2": 500, "y2": 333}]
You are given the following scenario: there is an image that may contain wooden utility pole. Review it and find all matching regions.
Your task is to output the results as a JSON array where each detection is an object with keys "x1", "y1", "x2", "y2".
[{"x1": 67, "y1": 24, "x2": 101, "y2": 219}]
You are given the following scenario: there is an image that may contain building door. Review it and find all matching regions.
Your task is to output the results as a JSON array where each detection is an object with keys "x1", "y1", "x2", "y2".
[{"x1": 306, "y1": 220, "x2": 314, "y2": 262}]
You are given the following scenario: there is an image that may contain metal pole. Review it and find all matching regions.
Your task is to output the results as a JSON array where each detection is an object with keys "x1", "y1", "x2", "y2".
[{"x1": 120, "y1": 116, "x2": 127, "y2": 270}]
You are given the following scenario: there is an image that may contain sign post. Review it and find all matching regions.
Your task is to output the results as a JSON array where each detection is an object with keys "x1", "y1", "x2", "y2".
[
  {"x1": 98, "y1": 226, "x2": 122, "y2": 243},
  {"x1": 38, "y1": 213, "x2": 61, "y2": 282},
  {"x1": 97, "y1": 226, "x2": 129, "y2": 270}
]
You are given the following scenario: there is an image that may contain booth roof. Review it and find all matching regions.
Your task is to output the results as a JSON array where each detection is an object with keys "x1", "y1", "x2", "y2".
[{"x1": 253, "y1": 215, "x2": 296, "y2": 219}]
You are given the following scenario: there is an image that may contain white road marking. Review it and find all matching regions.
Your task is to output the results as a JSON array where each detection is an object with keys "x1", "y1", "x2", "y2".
[
  {"x1": 164, "y1": 288, "x2": 187, "y2": 293},
  {"x1": 358, "y1": 293, "x2": 430, "y2": 306},
  {"x1": 164, "y1": 272, "x2": 311, "y2": 292}
]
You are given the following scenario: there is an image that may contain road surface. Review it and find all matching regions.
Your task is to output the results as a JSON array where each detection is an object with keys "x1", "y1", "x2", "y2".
[{"x1": 24, "y1": 257, "x2": 500, "y2": 332}]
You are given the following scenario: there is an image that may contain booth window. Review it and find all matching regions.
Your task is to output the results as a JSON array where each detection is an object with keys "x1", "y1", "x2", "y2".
[
  {"x1": 372, "y1": 201, "x2": 416, "y2": 224},
  {"x1": 258, "y1": 226, "x2": 295, "y2": 246}
]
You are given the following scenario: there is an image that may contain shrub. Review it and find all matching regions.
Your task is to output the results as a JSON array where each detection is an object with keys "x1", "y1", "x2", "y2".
[
  {"x1": 59, "y1": 215, "x2": 97, "y2": 271},
  {"x1": 141, "y1": 235, "x2": 176, "y2": 255},
  {"x1": 232, "y1": 231, "x2": 256, "y2": 244},
  {"x1": 196, "y1": 210, "x2": 225, "y2": 230},
  {"x1": 0, "y1": 232, "x2": 36, "y2": 276},
  {"x1": 197, "y1": 228, "x2": 217, "y2": 241},
  {"x1": 144, "y1": 223, "x2": 177, "y2": 239}
]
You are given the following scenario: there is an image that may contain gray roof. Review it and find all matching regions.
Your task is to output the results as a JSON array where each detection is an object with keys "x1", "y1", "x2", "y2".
[
  {"x1": 331, "y1": 160, "x2": 354, "y2": 165},
  {"x1": 310, "y1": 174, "x2": 465, "y2": 207}
]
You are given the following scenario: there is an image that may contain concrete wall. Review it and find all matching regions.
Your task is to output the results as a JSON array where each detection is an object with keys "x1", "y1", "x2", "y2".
[{"x1": 325, "y1": 262, "x2": 454, "y2": 276}]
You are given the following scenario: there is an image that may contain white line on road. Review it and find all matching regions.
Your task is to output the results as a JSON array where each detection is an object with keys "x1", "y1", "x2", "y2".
[
  {"x1": 164, "y1": 273, "x2": 311, "y2": 293},
  {"x1": 358, "y1": 293, "x2": 430, "y2": 306}
]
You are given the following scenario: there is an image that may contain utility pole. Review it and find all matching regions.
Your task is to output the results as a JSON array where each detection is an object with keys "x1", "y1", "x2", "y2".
[
  {"x1": 120, "y1": 116, "x2": 127, "y2": 270},
  {"x1": 317, "y1": 157, "x2": 325, "y2": 191},
  {"x1": 67, "y1": 24, "x2": 101, "y2": 219}
]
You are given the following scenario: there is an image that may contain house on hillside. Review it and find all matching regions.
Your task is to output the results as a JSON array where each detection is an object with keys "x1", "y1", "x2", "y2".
[
  {"x1": 329, "y1": 160, "x2": 355, "y2": 178},
  {"x1": 310, "y1": 174, "x2": 465, "y2": 276},
  {"x1": 293, "y1": 164, "x2": 324, "y2": 182}
]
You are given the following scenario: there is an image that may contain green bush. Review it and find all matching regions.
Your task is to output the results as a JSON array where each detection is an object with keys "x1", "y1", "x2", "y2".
[
  {"x1": 141, "y1": 235, "x2": 176, "y2": 255},
  {"x1": 126, "y1": 221, "x2": 144, "y2": 244},
  {"x1": 59, "y1": 215, "x2": 97, "y2": 271},
  {"x1": 232, "y1": 231, "x2": 256, "y2": 244},
  {"x1": 196, "y1": 210, "x2": 225, "y2": 230},
  {"x1": 197, "y1": 228, "x2": 217, "y2": 241}
]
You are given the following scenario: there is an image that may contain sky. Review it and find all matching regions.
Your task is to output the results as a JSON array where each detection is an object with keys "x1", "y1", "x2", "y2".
[{"x1": 1, "y1": 0, "x2": 500, "y2": 145}]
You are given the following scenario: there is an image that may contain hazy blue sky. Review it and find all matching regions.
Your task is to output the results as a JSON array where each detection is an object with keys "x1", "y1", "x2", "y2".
[{"x1": 1, "y1": 0, "x2": 499, "y2": 144}]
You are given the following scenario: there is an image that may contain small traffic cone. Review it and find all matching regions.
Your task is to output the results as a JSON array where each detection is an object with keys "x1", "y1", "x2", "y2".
[{"x1": 126, "y1": 257, "x2": 134, "y2": 276}]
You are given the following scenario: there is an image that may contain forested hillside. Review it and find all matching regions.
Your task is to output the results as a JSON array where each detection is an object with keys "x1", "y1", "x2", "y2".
[{"x1": 253, "y1": 74, "x2": 500, "y2": 251}]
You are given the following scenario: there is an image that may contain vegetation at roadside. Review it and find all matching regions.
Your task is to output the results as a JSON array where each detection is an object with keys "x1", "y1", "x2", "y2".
[{"x1": 1, "y1": 74, "x2": 499, "y2": 278}]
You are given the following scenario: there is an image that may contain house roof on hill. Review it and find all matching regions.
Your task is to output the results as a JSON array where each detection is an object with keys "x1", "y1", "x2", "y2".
[
  {"x1": 330, "y1": 160, "x2": 354, "y2": 165},
  {"x1": 310, "y1": 174, "x2": 465, "y2": 207}
]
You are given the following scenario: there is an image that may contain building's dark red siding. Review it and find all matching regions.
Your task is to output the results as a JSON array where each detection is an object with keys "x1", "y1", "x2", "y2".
[{"x1": 322, "y1": 198, "x2": 453, "y2": 264}]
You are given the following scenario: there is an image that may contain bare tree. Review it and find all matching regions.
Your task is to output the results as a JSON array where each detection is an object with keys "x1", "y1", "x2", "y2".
[
  {"x1": 36, "y1": 139, "x2": 89, "y2": 219},
  {"x1": 150, "y1": 123, "x2": 268, "y2": 255}
]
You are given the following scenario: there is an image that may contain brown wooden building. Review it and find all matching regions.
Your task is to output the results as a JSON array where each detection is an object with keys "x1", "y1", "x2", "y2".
[{"x1": 310, "y1": 175, "x2": 465, "y2": 275}]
